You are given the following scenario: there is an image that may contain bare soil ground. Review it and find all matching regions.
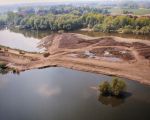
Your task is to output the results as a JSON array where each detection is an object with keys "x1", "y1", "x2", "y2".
[{"x1": 0, "y1": 33, "x2": 150, "y2": 85}]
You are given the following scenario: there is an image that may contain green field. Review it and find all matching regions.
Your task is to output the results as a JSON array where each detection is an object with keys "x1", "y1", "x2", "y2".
[
  {"x1": 109, "y1": 8, "x2": 150, "y2": 15},
  {"x1": 0, "y1": 14, "x2": 7, "y2": 20}
]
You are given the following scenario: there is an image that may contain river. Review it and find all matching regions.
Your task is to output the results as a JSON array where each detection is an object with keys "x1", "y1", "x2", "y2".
[
  {"x1": 0, "y1": 28, "x2": 150, "y2": 53},
  {"x1": 0, "y1": 29, "x2": 42, "y2": 52}
]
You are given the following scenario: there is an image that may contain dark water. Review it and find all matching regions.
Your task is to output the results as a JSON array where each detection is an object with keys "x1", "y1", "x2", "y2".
[
  {"x1": 0, "y1": 67, "x2": 150, "y2": 120},
  {"x1": 0, "y1": 29, "x2": 43, "y2": 52}
]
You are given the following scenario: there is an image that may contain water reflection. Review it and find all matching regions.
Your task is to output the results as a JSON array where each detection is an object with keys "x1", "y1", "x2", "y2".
[
  {"x1": 38, "y1": 84, "x2": 61, "y2": 97},
  {"x1": 0, "y1": 68, "x2": 20, "y2": 75},
  {"x1": 0, "y1": 79, "x2": 8, "y2": 89},
  {"x1": 0, "y1": 69, "x2": 9, "y2": 75},
  {"x1": 98, "y1": 92, "x2": 132, "y2": 107},
  {"x1": 0, "y1": 29, "x2": 42, "y2": 52},
  {"x1": 0, "y1": 67, "x2": 149, "y2": 120},
  {"x1": 10, "y1": 28, "x2": 52, "y2": 39}
]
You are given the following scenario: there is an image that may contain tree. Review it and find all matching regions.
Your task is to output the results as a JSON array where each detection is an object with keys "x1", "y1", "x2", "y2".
[
  {"x1": 99, "y1": 81, "x2": 111, "y2": 95},
  {"x1": 111, "y1": 78, "x2": 126, "y2": 96},
  {"x1": 139, "y1": 26, "x2": 150, "y2": 35},
  {"x1": 0, "y1": 63, "x2": 7, "y2": 69}
]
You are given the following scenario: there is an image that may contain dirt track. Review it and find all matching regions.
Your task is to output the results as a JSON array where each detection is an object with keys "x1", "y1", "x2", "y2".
[{"x1": 0, "y1": 33, "x2": 150, "y2": 85}]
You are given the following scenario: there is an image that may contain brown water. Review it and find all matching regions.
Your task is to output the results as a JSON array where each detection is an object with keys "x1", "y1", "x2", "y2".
[{"x1": 0, "y1": 67, "x2": 150, "y2": 120}]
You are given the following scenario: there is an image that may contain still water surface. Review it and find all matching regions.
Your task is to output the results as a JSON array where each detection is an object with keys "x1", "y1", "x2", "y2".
[
  {"x1": 0, "y1": 28, "x2": 150, "y2": 53},
  {"x1": 0, "y1": 29, "x2": 42, "y2": 52},
  {"x1": 0, "y1": 67, "x2": 150, "y2": 120}
]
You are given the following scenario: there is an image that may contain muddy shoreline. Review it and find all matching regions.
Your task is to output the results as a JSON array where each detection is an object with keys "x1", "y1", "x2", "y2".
[{"x1": 0, "y1": 33, "x2": 150, "y2": 85}]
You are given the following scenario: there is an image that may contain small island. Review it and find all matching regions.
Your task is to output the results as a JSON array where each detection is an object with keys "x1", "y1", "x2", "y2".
[{"x1": 99, "y1": 77, "x2": 126, "y2": 97}]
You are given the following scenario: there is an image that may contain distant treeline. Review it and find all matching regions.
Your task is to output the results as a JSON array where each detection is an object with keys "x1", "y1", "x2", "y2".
[{"x1": 1, "y1": 5, "x2": 150, "y2": 34}]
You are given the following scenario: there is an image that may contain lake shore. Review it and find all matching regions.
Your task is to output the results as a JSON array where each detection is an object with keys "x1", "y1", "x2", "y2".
[{"x1": 0, "y1": 33, "x2": 150, "y2": 85}]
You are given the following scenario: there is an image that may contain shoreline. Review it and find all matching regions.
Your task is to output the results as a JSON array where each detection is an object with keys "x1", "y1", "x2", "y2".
[
  {"x1": 0, "y1": 33, "x2": 150, "y2": 85},
  {"x1": 18, "y1": 59, "x2": 150, "y2": 86}
]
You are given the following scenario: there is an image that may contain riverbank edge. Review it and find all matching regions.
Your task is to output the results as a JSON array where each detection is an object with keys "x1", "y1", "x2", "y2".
[
  {"x1": 22, "y1": 60, "x2": 150, "y2": 86},
  {"x1": 0, "y1": 35, "x2": 150, "y2": 86}
]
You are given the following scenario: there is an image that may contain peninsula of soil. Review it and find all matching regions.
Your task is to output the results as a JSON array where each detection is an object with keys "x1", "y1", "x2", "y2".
[{"x1": 0, "y1": 33, "x2": 150, "y2": 85}]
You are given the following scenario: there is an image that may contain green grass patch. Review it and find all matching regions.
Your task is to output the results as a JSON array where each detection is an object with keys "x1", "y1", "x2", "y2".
[{"x1": 109, "y1": 8, "x2": 150, "y2": 15}]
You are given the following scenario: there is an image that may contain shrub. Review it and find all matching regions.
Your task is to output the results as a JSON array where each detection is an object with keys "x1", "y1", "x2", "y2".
[
  {"x1": 99, "y1": 81, "x2": 111, "y2": 95},
  {"x1": 12, "y1": 68, "x2": 20, "y2": 74},
  {"x1": 111, "y1": 78, "x2": 126, "y2": 96},
  {"x1": 0, "y1": 63, "x2": 7, "y2": 69},
  {"x1": 58, "y1": 30, "x2": 64, "y2": 34},
  {"x1": 0, "y1": 63, "x2": 8, "y2": 74},
  {"x1": 4, "y1": 48, "x2": 8, "y2": 52},
  {"x1": 43, "y1": 52, "x2": 50, "y2": 57},
  {"x1": 19, "y1": 50, "x2": 25, "y2": 55}
]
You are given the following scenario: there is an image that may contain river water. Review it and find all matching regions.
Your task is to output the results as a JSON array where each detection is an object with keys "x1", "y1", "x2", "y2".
[{"x1": 0, "y1": 29, "x2": 42, "y2": 52}]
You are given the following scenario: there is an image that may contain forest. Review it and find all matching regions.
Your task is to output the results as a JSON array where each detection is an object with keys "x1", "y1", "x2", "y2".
[{"x1": 0, "y1": 5, "x2": 150, "y2": 35}]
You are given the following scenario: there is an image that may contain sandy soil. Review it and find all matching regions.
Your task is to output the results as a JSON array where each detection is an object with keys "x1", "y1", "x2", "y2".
[{"x1": 0, "y1": 33, "x2": 150, "y2": 85}]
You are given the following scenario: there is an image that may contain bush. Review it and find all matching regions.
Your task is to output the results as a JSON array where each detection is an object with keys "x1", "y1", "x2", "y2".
[
  {"x1": 12, "y1": 68, "x2": 20, "y2": 74},
  {"x1": 4, "y1": 48, "x2": 8, "y2": 52},
  {"x1": 99, "y1": 81, "x2": 111, "y2": 95},
  {"x1": 43, "y1": 52, "x2": 50, "y2": 57},
  {"x1": 93, "y1": 24, "x2": 102, "y2": 32},
  {"x1": 0, "y1": 63, "x2": 8, "y2": 74},
  {"x1": 111, "y1": 78, "x2": 126, "y2": 96},
  {"x1": 0, "y1": 63, "x2": 7, "y2": 69},
  {"x1": 58, "y1": 30, "x2": 64, "y2": 34},
  {"x1": 19, "y1": 50, "x2": 25, "y2": 55}
]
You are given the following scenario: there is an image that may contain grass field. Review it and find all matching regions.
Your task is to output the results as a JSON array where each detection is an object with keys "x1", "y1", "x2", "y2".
[
  {"x1": 0, "y1": 14, "x2": 7, "y2": 20},
  {"x1": 109, "y1": 8, "x2": 150, "y2": 15}
]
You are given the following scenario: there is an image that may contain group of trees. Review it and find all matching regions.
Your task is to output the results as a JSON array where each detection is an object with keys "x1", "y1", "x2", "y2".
[
  {"x1": 0, "y1": 15, "x2": 7, "y2": 28},
  {"x1": 0, "y1": 62, "x2": 9, "y2": 74},
  {"x1": 0, "y1": 19, "x2": 6, "y2": 28},
  {"x1": 5, "y1": 5, "x2": 109, "y2": 31},
  {"x1": 89, "y1": 14, "x2": 150, "y2": 35},
  {"x1": 118, "y1": 0, "x2": 150, "y2": 9},
  {"x1": 17, "y1": 5, "x2": 109, "y2": 16},
  {"x1": 2, "y1": 5, "x2": 150, "y2": 34},
  {"x1": 99, "y1": 78, "x2": 126, "y2": 96},
  {"x1": 0, "y1": 59, "x2": 19, "y2": 74},
  {"x1": 7, "y1": 13, "x2": 82, "y2": 31},
  {"x1": 45, "y1": 5, "x2": 109, "y2": 15}
]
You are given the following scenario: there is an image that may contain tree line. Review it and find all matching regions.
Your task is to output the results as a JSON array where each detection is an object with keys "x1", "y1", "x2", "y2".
[
  {"x1": 0, "y1": 15, "x2": 7, "y2": 28},
  {"x1": 1, "y1": 6, "x2": 150, "y2": 35}
]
